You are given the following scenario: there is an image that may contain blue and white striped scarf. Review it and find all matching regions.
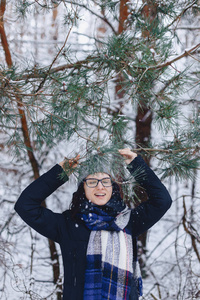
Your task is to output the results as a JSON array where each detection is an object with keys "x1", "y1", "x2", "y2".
[{"x1": 79, "y1": 202, "x2": 143, "y2": 299}]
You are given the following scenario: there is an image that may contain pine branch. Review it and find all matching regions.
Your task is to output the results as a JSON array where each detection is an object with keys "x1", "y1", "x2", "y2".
[
  {"x1": 33, "y1": 0, "x2": 60, "y2": 9},
  {"x1": 156, "y1": 73, "x2": 182, "y2": 96},
  {"x1": 63, "y1": 0, "x2": 117, "y2": 34},
  {"x1": 148, "y1": 43, "x2": 200, "y2": 70},
  {"x1": 167, "y1": 0, "x2": 198, "y2": 29},
  {"x1": 14, "y1": 56, "x2": 97, "y2": 81},
  {"x1": 22, "y1": 42, "x2": 200, "y2": 83},
  {"x1": 50, "y1": 55, "x2": 98, "y2": 74},
  {"x1": 131, "y1": 146, "x2": 200, "y2": 155}
]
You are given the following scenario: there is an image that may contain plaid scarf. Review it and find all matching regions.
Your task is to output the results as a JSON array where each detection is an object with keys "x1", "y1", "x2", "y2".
[{"x1": 79, "y1": 197, "x2": 143, "y2": 299}]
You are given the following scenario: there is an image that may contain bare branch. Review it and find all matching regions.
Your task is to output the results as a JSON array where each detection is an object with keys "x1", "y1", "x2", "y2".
[
  {"x1": 182, "y1": 197, "x2": 200, "y2": 262},
  {"x1": 176, "y1": 26, "x2": 200, "y2": 30}
]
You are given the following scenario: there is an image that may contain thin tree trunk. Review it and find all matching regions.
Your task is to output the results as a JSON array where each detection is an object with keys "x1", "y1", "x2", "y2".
[
  {"x1": 0, "y1": 0, "x2": 12, "y2": 66},
  {"x1": 52, "y1": 3, "x2": 58, "y2": 40},
  {"x1": 118, "y1": 0, "x2": 129, "y2": 34},
  {"x1": 0, "y1": 1, "x2": 62, "y2": 298},
  {"x1": 115, "y1": 0, "x2": 157, "y2": 275},
  {"x1": 135, "y1": 102, "x2": 152, "y2": 273},
  {"x1": 135, "y1": 0, "x2": 158, "y2": 275},
  {"x1": 114, "y1": 0, "x2": 129, "y2": 118}
]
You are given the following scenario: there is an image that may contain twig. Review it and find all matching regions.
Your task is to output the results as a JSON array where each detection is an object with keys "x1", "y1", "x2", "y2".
[
  {"x1": 182, "y1": 197, "x2": 200, "y2": 262},
  {"x1": 63, "y1": 1, "x2": 117, "y2": 34},
  {"x1": 35, "y1": 8, "x2": 76, "y2": 93},
  {"x1": 167, "y1": 0, "x2": 197, "y2": 29},
  {"x1": 131, "y1": 146, "x2": 200, "y2": 154},
  {"x1": 147, "y1": 43, "x2": 200, "y2": 70}
]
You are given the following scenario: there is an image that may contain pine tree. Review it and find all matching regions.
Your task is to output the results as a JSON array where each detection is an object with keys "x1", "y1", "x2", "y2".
[{"x1": 1, "y1": 1, "x2": 199, "y2": 180}]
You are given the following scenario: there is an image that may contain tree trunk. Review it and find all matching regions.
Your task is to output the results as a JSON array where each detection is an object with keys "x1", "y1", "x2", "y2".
[
  {"x1": 114, "y1": 0, "x2": 129, "y2": 121},
  {"x1": 115, "y1": 0, "x2": 157, "y2": 275},
  {"x1": 135, "y1": 102, "x2": 152, "y2": 274},
  {"x1": 135, "y1": 0, "x2": 158, "y2": 276},
  {"x1": 118, "y1": 0, "x2": 129, "y2": 34},
  {"x1": 52, "y1": 3, "x2": 58, "y2": 40},
  {"x1": 0, "y1": 1, "x2": 62, "y2": 298}
]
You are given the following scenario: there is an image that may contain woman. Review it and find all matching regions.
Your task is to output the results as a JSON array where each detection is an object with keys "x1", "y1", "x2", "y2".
[{"x1": 15, "y1": 148, "x2": 172, "y2": 299}]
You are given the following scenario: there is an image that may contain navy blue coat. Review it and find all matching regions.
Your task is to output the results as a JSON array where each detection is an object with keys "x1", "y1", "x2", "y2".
[{"x1": 14, "y1": 156, "x2": 172, "y2": 299}]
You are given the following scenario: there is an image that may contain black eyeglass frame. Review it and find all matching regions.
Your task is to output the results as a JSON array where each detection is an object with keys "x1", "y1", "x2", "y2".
[{"x1": 83, "y1": 177, "x2": 112, "y2": 188}]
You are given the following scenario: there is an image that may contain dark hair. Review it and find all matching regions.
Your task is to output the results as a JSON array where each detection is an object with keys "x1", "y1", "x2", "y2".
[{"x1": 70, "y1": 180, "x2": 121, "y2": 218}]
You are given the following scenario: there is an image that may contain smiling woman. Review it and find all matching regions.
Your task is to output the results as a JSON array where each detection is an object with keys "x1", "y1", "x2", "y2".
[
  {"x1": 83, "y1": 173, "x2": 113, "y2": 205},
  {"x1": 14, "y1": 148, "x2": 172, "y2": 300}
]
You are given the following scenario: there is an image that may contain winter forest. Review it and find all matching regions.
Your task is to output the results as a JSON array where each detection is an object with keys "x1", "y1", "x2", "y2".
[{"x1": 0, "y1": 0, "x2": 200, "y2": 299}]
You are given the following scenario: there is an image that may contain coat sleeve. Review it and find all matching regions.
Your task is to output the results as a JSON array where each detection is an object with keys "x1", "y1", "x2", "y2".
[
  {"x1": 127, "y1": 156, "x2": 172, "y2": 237},
  {"x1": 14, "y1": 164, "x2": 67, "y2": 243}
]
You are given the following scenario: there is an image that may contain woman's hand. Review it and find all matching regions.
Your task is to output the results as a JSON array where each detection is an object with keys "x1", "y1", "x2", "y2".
[
  {"x1": 59, "y1": 154, "x2": 80, "y2": 172},
  {"x1": 118, "y1": 148, "x2": 137, "y2": 165}
]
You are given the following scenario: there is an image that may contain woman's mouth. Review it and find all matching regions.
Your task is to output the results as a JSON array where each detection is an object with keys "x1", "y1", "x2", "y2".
[{"x1": 95, "y1": 193, "x2": 106, "y2": 198}]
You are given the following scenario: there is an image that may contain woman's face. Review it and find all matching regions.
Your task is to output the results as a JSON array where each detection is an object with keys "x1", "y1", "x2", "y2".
[{"x1": 84, "y1": 172, "x2": 113, "y2": 206}]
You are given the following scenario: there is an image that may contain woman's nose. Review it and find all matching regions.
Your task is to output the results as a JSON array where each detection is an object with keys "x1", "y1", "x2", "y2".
[{"x1": 96, "y1": 181, "x2": 104, "y2": 188}]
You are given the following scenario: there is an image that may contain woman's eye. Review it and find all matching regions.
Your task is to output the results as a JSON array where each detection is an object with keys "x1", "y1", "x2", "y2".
[
  {"x1": 88, "y1": 180, "x2": 97, "y2": 185},
  {"x1": 102, "y1": 179, "x2": 111, "y2": 184}
]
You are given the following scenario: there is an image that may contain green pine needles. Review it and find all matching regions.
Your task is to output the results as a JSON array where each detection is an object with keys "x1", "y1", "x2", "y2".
[{"x1": 0, "y1": 0, "x2": 200, "y2": 186}]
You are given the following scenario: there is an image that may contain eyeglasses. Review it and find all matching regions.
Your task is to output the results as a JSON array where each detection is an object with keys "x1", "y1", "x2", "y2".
[{"x1": 84, "y1": 177, "x2": 112, "y2": 188}]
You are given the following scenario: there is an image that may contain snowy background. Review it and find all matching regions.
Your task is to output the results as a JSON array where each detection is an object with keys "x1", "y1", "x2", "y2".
[{"x1": 0, "y1": 1, "x2": 200, "y2": 299}]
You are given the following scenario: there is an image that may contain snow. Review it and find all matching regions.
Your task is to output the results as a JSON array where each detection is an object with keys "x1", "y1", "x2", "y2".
[{"x1": 0, "y1": 1, "x2": 199, "y2": 299}]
